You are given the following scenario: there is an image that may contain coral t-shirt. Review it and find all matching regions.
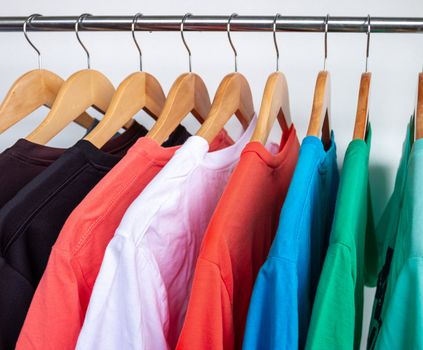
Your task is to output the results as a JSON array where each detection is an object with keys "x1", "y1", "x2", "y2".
[
  {"x1": 176, "y1": 125, "x2": 299, "y2": 350},
  {"x1": 16, "y1": 128, "x2": 233, "y2": 350}
]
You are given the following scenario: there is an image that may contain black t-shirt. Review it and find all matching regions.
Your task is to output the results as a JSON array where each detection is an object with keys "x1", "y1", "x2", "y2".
[
  {"x1": 0, "y1": 118, "x2": 125, "y2": 210},
  {"x1": 0, "y1": 123, "x2": 190, "y2": 349}
]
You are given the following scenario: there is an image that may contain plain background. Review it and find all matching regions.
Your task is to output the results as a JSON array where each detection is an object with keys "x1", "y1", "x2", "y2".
[{"x1": 1, "y1": 0, "x2": 422, "y2": 348}]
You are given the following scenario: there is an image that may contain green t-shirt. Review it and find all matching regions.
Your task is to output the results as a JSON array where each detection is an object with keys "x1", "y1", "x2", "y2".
[
  {"x1": 367, "y1": 118, "x2": 423, "y2": 349},
  {"x1": 305, "y1": 127, "x2": 378, "y2": 350}
]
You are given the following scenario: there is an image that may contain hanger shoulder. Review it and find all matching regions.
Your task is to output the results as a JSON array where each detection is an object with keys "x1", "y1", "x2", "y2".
[
  {"x1": 146, "y1": 72, "x2": 211, "y2": 145},
  {"x1": 306, "y1": 70, "x2": 331, "y2": 148},
  {"x1": 353, "y1": 72, "x2": 371, "y2": 140},
  {"x1": 85, "y1": 72, "x2": 166, "y2": 148},
  {"x1": 26, "y1": 69, "x2": 115, "y2": 144},
  {"x1": 416, "y1": 72, "x2": 423, "y2": 140},
  {"x1": 196, "y1": 72, "x2": 255, "y2": 144},
  {"x1": 0, "y1": 70, "x2": 61, "y2": 133},
  {"x1": 0, "y1": 69, "x2": 95, "y2": 134},
  {"x1": 251, "y1": 71, "x2": 292, "y2": 144}
]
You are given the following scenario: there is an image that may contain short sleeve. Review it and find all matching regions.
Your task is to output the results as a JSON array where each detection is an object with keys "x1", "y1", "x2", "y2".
[
  {"x1": 176, "y1": 258, "x2": 233, "y2": 350},
  {"x1": 374, "y1": 257, "x2": 423, "y2": 350},
  {"x1": 243, "y1": 257, "x2": 298, "y2": 350},
  {"x1": 76, "y1": 235, "x2": 147, "y2": 350},
  {"x1": 16, "y1": 248, "x2": 84, "y2": 350},
  {"x1": 305, "y1": 244, "x2": 355, "y2": 350}
]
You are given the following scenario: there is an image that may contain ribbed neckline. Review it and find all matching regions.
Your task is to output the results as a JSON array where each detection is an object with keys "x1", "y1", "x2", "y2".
[
  {"x1": 182, "y1": 114, "x2": 257, "y2": 170},
  {"x1": 72, "y1": 121, "x2": 148, "y2": 169},
  {"x1": 241, "y1": 124, "x2": 298, "y2": 168},
  {"x1": 3, "y1": 139, "x2": 66, "y2": 165},
  {"x1": 100, "y1": 121, "x2": 148, "y2": 155}
]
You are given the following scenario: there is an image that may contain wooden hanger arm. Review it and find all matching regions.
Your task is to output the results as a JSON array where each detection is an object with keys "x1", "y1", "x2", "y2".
[
  {"x1": 196, "y1": 72, "x2": 255, "y2": 144},
  {"x1": 0, "y1": 69, "x2": 96, "y2": 134},
  {"x1": 84, "y1": 72, "x2": 166, "y2": 148},
  {"x1": 146, "y1": 73, "x2": 211, "y2": 145},
  {"x1": 251, "y1": 72, "x2": 292, "y2": 144},
  {"x1": 26, "y1": 69, "x2": 115, "y2": 144},
  {"x1": 353, "y1": 72, "x2": 371, "y2": 140},
  {"x1": 416, "y1": 72, "x2": 423, "y2": 140},
  {"x1": 306, "y1": 70, "x2": 332, "y2": 148}
]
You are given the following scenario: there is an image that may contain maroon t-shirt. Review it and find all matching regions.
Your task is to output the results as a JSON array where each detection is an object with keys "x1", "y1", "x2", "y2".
[{"x1": 0, "y1": 121, "x2": 147, "y2": 210}]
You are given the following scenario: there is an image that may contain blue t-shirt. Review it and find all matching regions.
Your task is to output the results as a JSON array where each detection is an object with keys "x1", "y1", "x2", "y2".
[{"x1": 243, "y1": 134, "x2": 339, "y2": 350}]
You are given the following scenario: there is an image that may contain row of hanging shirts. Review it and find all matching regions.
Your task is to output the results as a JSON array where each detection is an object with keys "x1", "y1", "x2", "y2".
[{"x1": 0, "y1": 10, "x2": 423, "y2": 349}]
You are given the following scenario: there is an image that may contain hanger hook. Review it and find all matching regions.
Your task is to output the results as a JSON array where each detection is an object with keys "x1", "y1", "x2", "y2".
[
  {"x1": 323, "y1": 14, "x2": 329, "y2": 71},
  {"x1": 273, "y1": 13, "x2": 281, "y2": 71},
  {"x1": 365, "y1": 15, "x2": 371, "y2": 72},
  {"x1": 75, "y1": 13, "x2": 92, "y2": 69},
  {"x1": 23, "y1": 14, "x2": 42, "y2": 70},
  {"x1": 132, "y1": 13, "x2": 143, "y2": 71},
  {"x1": 180, "y1": 13, "x2": 192, "y2": 72},
  {"x1": 227, "y1": 13, "x2": 238, "y2": 72}
]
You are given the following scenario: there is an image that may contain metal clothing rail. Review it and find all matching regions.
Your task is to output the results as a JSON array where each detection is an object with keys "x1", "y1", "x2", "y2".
[{"x1": 0, "y1": 15, "x2": 423, "y2": 33}]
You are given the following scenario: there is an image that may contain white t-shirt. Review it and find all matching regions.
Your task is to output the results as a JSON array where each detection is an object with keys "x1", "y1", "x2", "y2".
[{"x1": 76, "y1": 117, "x2": 257, "y2": 350}]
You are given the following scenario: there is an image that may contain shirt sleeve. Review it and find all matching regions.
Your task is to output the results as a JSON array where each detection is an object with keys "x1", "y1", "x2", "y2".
[
  {"x1": 242, "y1": 257, "x2": 298, "y2": 350},
  {"x1": 16, "y1": 248, "x2": 85, "y2": 350},
  {"x1": 305, "y1": 243, "x2": 355, "y2": 350},
  {"x1": 374, "y1": 257, "x2": 423, "y2": 350},
  {"x1": 75, "y1": 234, "x2": 149, "y2": 350},
  {"x1": 176, "y1": 258, "x2": 233, "y2": 350}
]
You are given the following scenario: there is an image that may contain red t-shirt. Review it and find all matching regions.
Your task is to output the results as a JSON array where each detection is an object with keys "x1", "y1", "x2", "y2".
[
  {"x1": 176, "y1": 126, "x2": 300, "y2": 350},
  {"x1": 16, "y1": 131, "x2": 233, "y2": 350}
]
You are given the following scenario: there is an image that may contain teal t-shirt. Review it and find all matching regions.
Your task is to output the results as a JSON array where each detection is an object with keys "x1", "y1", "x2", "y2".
[
  {"x1": 243, "y1": 134, "x2": 339, "y2": 350},
  {"x1": 305, "y1": 127, "x2": 378, "y2": 350},
  {"x1": 367, "y1": 118, "x2": 423, "y2": 349}
]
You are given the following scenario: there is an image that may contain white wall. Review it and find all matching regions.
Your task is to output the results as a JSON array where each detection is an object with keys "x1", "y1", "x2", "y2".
[{"x1": 2, "y1": 0, "x2": 422, "y2": 348}]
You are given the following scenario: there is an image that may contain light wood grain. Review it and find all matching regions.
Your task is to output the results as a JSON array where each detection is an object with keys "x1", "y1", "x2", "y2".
[
  {"x1": 146, "y1": 72, "x2": 211, "y2": 145},
  {"x1": 84, "y1": 72, "x2": 166, "y2": 148},
  {"x1": 196, "y1": 72, "x2": 254, "y2": 144},
  {"x1": 306, "y1": 70, "x2": 332, "y2": 149},
  {"x1": 251, "y1": 71, "x2": 292, "y2": 144},
  {"x1": 353, "y1": 72, "x2": 371, "y2": 140},
  {"x1": 0, "y1": 69, "x2": 95, "y2": 134},
  {"x1": 26, "y1": 69, "x2": 115, "y2": 144},
  {"x1": 416, "y1": 73, "x2": 423, "y2": 140}
]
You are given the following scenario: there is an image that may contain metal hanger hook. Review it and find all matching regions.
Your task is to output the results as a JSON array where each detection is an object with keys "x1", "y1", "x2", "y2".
[
  {"x1": 273, "y1": 13, "x2": 281, "y2": 71},
  {"x1": 132, "y1": 13, "x2": 143, "y2": 71},
  {"x1": 180, "y1": 13, "x2": 192, "y2": 72},
  {"x1": 323, "y1": 14, "x2": 329, "y2": 71},
  {"x1": 227, "y1": 13, "x2": 238, "y2": 72},
  {"x1": 24, "y1": 14, "x2": 42, "y2": 70},
  {"x1": 365, "y1": 15, "x2": 371, "y2": 72},
  {"x1": 75, "y1": 13, "x2": 92, "y2": 69}
]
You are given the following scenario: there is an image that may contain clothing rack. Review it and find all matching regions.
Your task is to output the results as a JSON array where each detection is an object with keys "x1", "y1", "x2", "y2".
[{"x1": 0, "y1": 15, "x2": 423, "y2": 33}]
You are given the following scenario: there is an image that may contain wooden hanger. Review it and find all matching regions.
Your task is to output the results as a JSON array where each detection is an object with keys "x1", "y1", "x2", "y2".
[
  {"x1": 146, "y1": 13, "x2": 211, "y2": 145},
  {"x1": 196, "y1": 72, "x2": 254, "y2": 143},
  {"x1": 0, "y1": 69, "x2": 95, "y2": 134},
  {"x1": 306, "y1": 15, "x2": 332, "y2": 149},
  {"x1": 0, "y1": 14, "x2": 95, "y2": 135},
  {"x1": 146, "y1": 72, "x2": 210, "y2": 144},
  {"x1": 196, "y1": 13, "x2": 254, "y2": 144},
  {"x1": 26, "y1": 14, "x2": 115, "y2": 144},
  {"x1": 85, "y1": 14, "x2": 166, "y2": 148},
  {"x1": 306, "y1": 70, "x2": 332, "y2": 148},
  {"x1": 415, "y1": 72, "x2": 423, "y2": 140},
  {"x1": 85, "y1": 72, "x2": 164, "y2": 148},
  {"x1": 353, "y1": 72, "x2": 371, "y2": 140},
  {"x1": 251, "y1": 14, "x2": 292, "y2": 144},
  {"x1": 251, "y1": 72, "x2": 291, "y2": 143},
  {"x1": 353, "y1": 15, "x2": 372, "y2": 141}
]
